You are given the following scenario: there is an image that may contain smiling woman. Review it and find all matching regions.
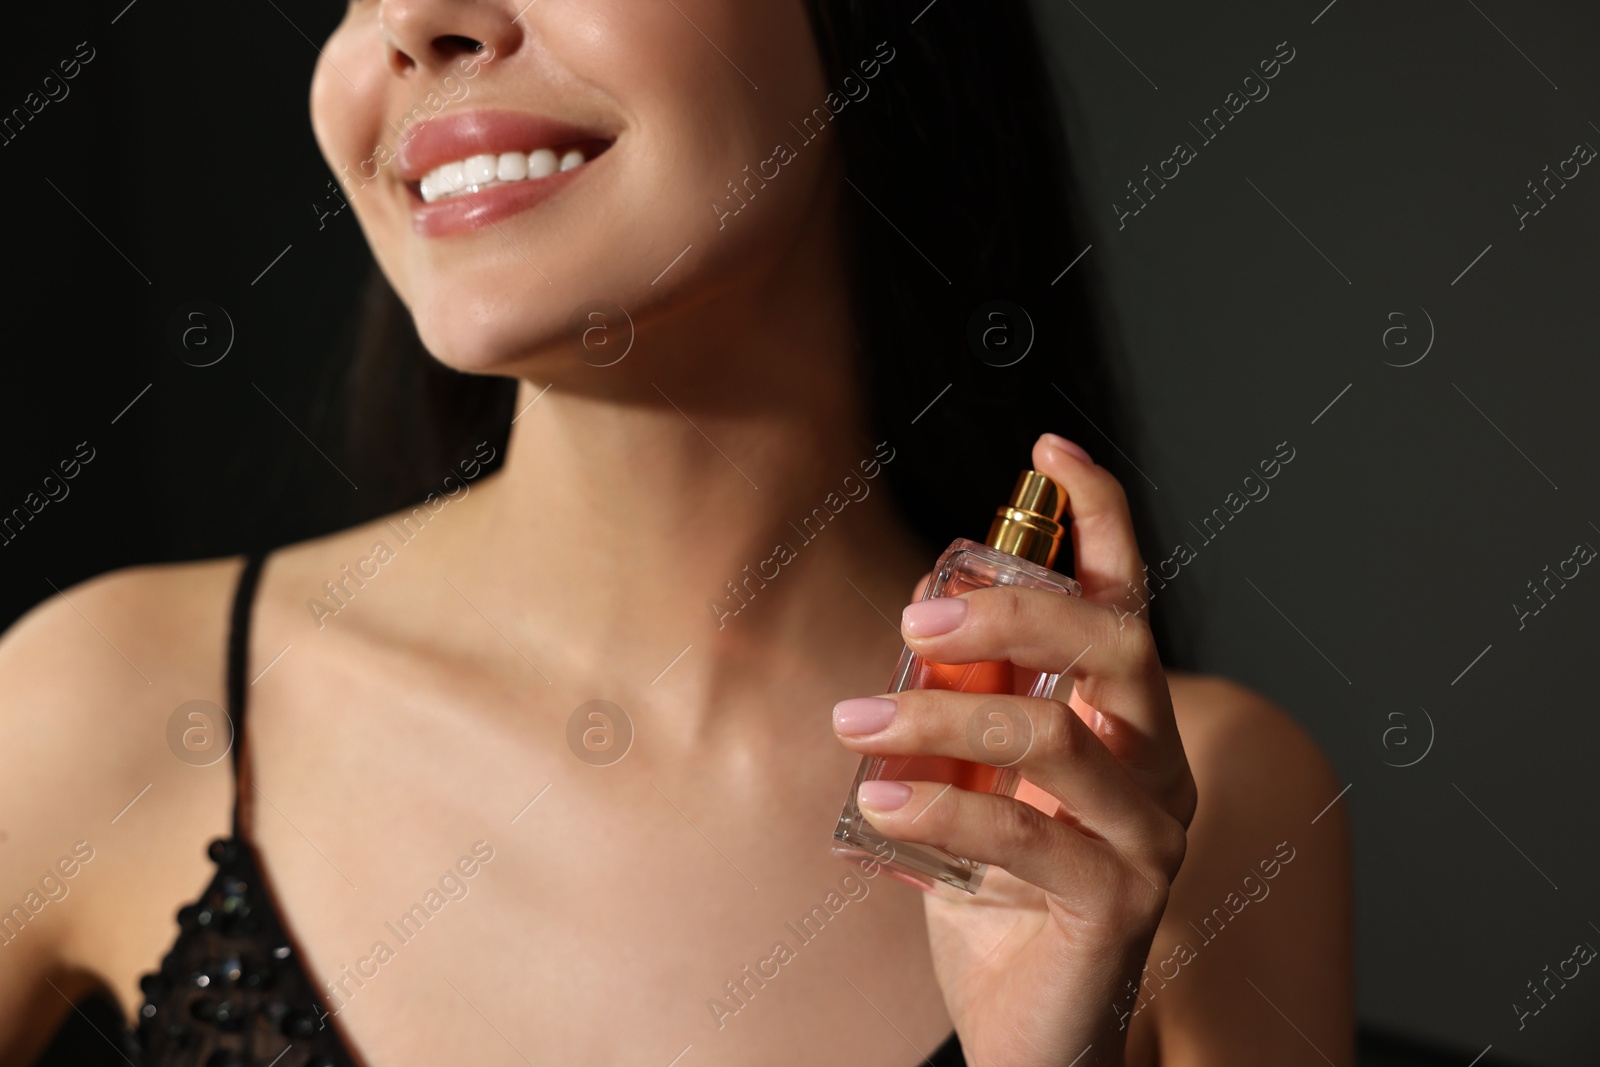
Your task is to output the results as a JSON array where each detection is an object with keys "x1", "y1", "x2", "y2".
[{"x1": 0, "y1": 2, "x2": 1353, "y2": 1067}]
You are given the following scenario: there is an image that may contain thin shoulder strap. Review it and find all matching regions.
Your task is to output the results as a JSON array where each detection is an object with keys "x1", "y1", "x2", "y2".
[{"x1": 226, "y1": 551, "x2": 269, "y2": 837}]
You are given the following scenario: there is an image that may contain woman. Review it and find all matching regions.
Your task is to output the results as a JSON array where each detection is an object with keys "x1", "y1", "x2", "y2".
[{"x1": 0, "y1": 1, "x2": 1353, "y2": 1065}]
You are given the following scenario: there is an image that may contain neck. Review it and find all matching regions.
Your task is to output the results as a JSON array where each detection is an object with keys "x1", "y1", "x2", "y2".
[{"x1": 436, "y1": 225, "x2": 931, "y2": 726}]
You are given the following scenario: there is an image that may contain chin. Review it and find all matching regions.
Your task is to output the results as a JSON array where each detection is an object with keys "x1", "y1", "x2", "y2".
[{"x1": 408, "y1": 285, "x2": 570, "y2": 375}]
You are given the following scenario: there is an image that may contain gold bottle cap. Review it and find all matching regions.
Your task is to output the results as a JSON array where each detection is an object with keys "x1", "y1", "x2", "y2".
[{"x1": 985, "y1": 470, "x2": 1066, "y2": 567}]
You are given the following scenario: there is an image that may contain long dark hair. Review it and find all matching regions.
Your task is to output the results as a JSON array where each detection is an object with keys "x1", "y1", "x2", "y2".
[{"x1": 325, "y1": 0, "x2": 1191, "y2": 668}]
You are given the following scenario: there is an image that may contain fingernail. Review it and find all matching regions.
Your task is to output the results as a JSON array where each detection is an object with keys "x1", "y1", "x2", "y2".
[
  {"x1": 1040, "y1": 433, "x2": 1093, "y2": 465},
  {"x1": 902, "y1": 597, "x2": 968, "y2": 637},
  {"x1": 833, "y1": 697, "x2": 898, "y2": 735},
  {"x1": 858, "y1": 780, "x2": 913, "y2": 811}
]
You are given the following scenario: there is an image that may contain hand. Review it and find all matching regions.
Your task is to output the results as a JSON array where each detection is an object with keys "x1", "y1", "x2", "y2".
[{"x1": 832, "y1": 433, "x2": 1196, "y2": 1067}]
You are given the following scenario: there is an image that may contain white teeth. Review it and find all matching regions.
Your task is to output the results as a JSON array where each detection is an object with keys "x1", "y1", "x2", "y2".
[
  {"x1": 496, "y1": 151, "x2": 527, "y2": 182},
  {"x1": 419, "y1": 145, "x2": 592, "y2": 203},
  {"x1": 528, "y1": 148, "x2": 559, "y2": 178},
  {"x1": 463, "y1": 154, "x2": 497, "y2": 185}
]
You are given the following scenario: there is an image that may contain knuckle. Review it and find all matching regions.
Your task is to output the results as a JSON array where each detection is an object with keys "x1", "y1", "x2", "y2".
[
  {"x1": 1031, "y1": 698, "x2": 1079, "y2": 761},
  {"x1": 1169, "y1": 767, "x2": 1199, "y2": 829},
  {"x1": 1129, "y1": 877, "x2": 1172, "y2": 929},
  {"x1": 964, "y1": 585, "x2": 1027, "y2": 642},
  {"x1": 1088, "y1": 859, "x2": 1168, "y2": 932},
  {"x1": 1114, "y1": 612, "x2": 1160, "y2": 673},
  {"x1": 904, "y1": 784, "x2": 952, "y2": 832},
  {"x1": 896, "y1": 689, "x2": 953, "y2": 747},
  {"x1": 994, "y1": 583, "x2": 1029, "y2": 626},
  {"x1": 1154, "y1": 814, "x2": 1189, "y2": 875},
  {"x1": 894, "y1": 687, "x2": 936, "y2": 726},
  {"x1": 990, "y1": 794, "x2": 1051, "y2": 851},
  {"x1": 1112, "y1": 859, "x2": 1174, "y2": 928}
]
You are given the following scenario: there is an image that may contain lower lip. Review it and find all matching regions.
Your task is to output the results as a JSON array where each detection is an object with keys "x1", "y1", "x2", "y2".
[{"x1": 409, "y1": 165, "x2": 587, "y2": 238}]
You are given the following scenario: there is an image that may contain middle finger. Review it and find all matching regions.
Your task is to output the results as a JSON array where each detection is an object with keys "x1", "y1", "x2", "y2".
[
  {"x1": 832, "y1": 688, "x2": 1173, "y2": 860},
  {"x1": 899, "y1": 584, "x2": 1177, "y2": 765}
]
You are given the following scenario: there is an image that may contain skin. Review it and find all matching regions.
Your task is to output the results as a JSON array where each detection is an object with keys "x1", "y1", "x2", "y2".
[{"x1": 0, "y1": 2, "x2": 1354, "y2": 1065}]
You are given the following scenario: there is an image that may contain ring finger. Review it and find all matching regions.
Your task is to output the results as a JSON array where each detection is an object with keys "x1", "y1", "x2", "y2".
[{"x1": 834, "y1": 687, "x2": 1177, "y2": 866}]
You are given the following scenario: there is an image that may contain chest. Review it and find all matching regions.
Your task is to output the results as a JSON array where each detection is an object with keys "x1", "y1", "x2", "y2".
[{"x1": 233, "y1": 661, "x2": 955, "y2": 1066}]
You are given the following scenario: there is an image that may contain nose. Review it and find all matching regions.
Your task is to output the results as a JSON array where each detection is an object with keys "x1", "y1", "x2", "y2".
[{"x1": 379, "y1": 0, "x2": 524, "y2": 76}]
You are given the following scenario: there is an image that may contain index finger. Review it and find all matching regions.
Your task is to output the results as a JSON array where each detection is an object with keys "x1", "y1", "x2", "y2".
[{"x1": 1032, "y1": 433, "x2": 1148, "y2": 610}]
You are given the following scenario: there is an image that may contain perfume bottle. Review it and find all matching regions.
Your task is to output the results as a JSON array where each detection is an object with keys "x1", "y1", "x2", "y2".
[{"x1": 832, "y1": 470, "x2": 1081, "y2": 894}]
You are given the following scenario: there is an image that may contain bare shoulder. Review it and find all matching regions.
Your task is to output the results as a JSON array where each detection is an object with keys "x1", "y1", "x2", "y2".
[
  {"x1": 0, "y1": 555, "x2": 245, "y2": 1055},
  {"x1": 0, "y1": 554, "x2": 246, "y2": 839},
  {"x1": 1165, "y1": 671, "x2": 1340, "y2": 788},
  {"x1": 1135, "y1": 671, "x2": 1356, "y2": 1066},
  {"x1": 0, "y1": 497, "x2": 451, "y2": 1054}
]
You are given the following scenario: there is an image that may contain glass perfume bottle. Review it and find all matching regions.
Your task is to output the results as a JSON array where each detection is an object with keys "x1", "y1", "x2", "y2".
[{"x1": 832, "y1": 470, "x2": 1081, "y2": 894}]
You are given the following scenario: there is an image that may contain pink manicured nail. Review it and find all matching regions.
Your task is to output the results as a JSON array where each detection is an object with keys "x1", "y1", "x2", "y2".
[
  {"x1": 1040, "y1": 433, "x2": 1093, "y2": 465},
  {"x1": 858, "y1": 781, "x2": 913, "y2": 811},
  {"x1": 833, "y1": 697, "x2": 898, "y2": 735},
  {"x1": 902, "y1": 597, "x2": 968, "y2": 637}
]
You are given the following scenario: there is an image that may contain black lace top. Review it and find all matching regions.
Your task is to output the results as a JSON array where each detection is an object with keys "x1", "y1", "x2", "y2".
[
  {"x1": 125, "y1": 552, "x2": 355, "y2": 1067},
  {"x1": 117, "y1": 550, "x2": 966, "y2": 1067}
]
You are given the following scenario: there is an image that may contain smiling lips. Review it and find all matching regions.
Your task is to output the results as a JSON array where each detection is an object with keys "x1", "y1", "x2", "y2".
[{"x1": 395, "y1": 110, "x2": 614, "y2": 237}]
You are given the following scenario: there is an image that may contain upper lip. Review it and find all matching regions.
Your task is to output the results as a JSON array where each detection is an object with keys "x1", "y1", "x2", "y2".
[{"x1": 394, "y1": 109, "x2": 616, "y2": 183}]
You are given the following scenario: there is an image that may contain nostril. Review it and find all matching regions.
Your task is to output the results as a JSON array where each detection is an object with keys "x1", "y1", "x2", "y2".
[
  {"x1": 386, "y1": 35, "x2": 483, "y2": 76},
  {"x1": 433, "y1": 35, "x2": 485, "y2": 60}
]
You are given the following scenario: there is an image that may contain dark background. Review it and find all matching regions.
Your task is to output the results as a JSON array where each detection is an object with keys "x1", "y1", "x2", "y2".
[
  {"x1": 1035, "y1": 3, "x2": 1600, "y2": 1065},
  {"x1": 5, "y1": 1, "x2": 1596, "y2": 1065}
]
